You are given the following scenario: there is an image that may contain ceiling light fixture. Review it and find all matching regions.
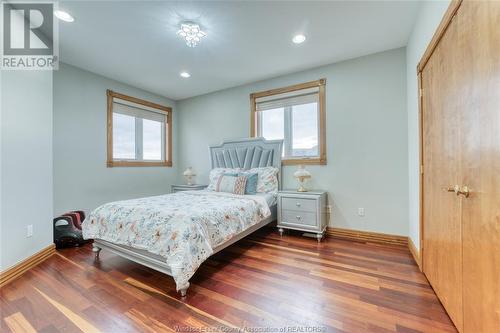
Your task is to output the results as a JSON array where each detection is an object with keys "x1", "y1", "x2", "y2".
[
  {"x1": 177, "y1": 22, "x2": 206, "y2": 47},
  {"x1": 54, "y1": 10, "x2": 75, "y2": 22},
  {"x1": 180, "y1": 71, "x2": 191, "y2": 78},
  {"x1": 292, "y1": 34, "x2": 306, "y2": 44}
]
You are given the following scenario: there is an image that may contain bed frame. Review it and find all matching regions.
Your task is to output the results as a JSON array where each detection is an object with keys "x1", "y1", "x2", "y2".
[{"x1": 92, "y1": 137, "x2": 283, "y2": 296}]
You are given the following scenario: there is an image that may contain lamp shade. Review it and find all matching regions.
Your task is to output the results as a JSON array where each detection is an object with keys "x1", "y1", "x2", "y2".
[
  {"x1": 183, "y1": 167, "x2": 196, "y2": 177},
  {"x1": 293, "y1": 165, "x2": 311, "y2": 179},
  {"x1": 183, "y1": 167, "x2": 196, "y2": 185},
  {"x1": 293, "y1": 165, "x2": 311, "y2": 192}
]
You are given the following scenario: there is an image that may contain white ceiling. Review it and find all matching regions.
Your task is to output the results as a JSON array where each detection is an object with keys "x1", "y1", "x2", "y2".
[{"x1": 58, "y1": 1, "x2": 420, "y2": 100}]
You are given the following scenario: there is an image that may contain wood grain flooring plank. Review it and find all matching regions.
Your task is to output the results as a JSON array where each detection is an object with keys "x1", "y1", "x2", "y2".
[
  {"x1": 81, "y1": 305, "x2": 149, "y2": 333},
  {"x1": 5, "y1": 286, "x2": 81, "y2": 332},
  {"x1": 34, "y1": 287, "x2": 101, "y2": 333},
  {"x1": 125, "y1": 308, "x2": 175, "y2": 332},
  {"x1": 0, "y1": 228, "x2": 457, "y2": 333},
  {"x1": 124, "y1": 277, "x2": 239, "y2": 330},
  {"x1": 3, "y1": 312, "x2": 37, "y2": 333}
]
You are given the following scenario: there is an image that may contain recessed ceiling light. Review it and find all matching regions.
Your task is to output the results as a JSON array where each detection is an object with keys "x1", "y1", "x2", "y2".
[
  {"x1": 292, "y1": 34, "x2": 306, "y2": 44},
  {"x1": 177, "y1": 22, "x2": 207, "y2": 47},
  {"x1": 180, "y1": 72, "x2": 191, "y2": 78},
  {"x1": 54, "y1": 10, "x2": 74, "y2": 22}
]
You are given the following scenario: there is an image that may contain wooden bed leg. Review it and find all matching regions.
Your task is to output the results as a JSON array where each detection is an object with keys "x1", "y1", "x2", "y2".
[
  {"x1": 92, "y1": 245, "x2": 101, "y2": 260},
  {"x1": 179, "y1": 282, "x2": 190, "y2": 297}
]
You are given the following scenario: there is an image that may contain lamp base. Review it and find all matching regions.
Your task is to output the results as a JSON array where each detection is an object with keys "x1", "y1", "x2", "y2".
[{"x1": 296, "y1": 175, "x2": 310, "y2": 193}]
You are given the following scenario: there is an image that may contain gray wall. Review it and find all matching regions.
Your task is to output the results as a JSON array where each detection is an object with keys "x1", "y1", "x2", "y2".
[
  {"x1": 406, "y1": 0, "x2": 450, "y2": 251},
  {"x1": 1, "y1": 70, "x2": 53, "y2": 270},
  {"x1": 177, "y1": 48, "x2": 409, "y2": 236},
  {"x1": 53, "y1": 63, "x2": 178, "y2": 216}
]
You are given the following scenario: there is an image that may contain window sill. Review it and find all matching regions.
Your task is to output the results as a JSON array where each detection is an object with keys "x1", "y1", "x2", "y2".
[
  {"x1": 107, "y1": 160, "x2": 172, "y2": 167},
  {"x1": 282, "y1": 158, "x2": 326, "y2": 166}
]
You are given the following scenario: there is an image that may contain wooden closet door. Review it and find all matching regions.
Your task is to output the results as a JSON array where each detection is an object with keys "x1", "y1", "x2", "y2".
[
  {"x1": 421, "y1": 12, "x2": 463, "y2": 332},
  {"x1": 458, "y1": 1, "x2": 500, "y2": 331}
]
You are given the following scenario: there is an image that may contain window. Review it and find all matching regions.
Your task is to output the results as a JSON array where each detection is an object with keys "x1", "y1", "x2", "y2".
[
  {"x1": 107, "y1": 90, "x2": 172, "y2": 167},
  {"x1": 250, "y1": 79, "x2": 326, "y2": 165}
]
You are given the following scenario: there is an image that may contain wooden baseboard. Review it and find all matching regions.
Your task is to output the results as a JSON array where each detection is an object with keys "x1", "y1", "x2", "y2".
[
  {"x1": 408, "y1": 237, "x2": 422, "y2": 271},
  {"x1": 326, "y1": 227, "x2": 408, "y2": 246},
  {"x1": 0, "y1": 244, "x2": 55, "y2": 287}
]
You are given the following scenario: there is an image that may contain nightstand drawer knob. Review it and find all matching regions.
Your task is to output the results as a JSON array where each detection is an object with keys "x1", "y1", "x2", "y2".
[
  {"x1": 296, "y1": 215, "x2": 302, "y2": 220},
  {"x1": 296, "y1": 202, "x2": 301, "y2": 207}
]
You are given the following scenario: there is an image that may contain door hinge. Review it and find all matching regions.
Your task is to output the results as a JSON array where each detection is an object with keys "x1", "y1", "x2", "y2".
[
  {"x1": 419, "y1": 88, "x2": 423, "y2": 98},
  {"x1": 420, "y1": 165, "x2": 424, "y2": 175}
]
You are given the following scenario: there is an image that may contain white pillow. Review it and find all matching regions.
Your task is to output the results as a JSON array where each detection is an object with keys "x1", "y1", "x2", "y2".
[
  {"x1": 207, "y1": 168, "x2": 242, "y2": 191},
  {"x1": 247, "y1": 166, "x2": 279, "y2": 193}
]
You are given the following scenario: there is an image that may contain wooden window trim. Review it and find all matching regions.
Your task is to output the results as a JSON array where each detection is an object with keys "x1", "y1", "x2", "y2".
[
  {"x1": 106, "y1": 89, "x2": 173, "y2": 167},
  {"x1": 250, "y1": 79, "x2": 326, "y2": 165}
]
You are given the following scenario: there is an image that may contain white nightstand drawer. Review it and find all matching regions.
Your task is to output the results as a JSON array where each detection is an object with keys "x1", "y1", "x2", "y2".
[
  {"x1": 281, "y1": 210, "x2": 317, "y2": 227},
  {"x1": 277, "y1": 190, "x2": 327, "y2": 242},
  {"x1": 281, "y1": 197, "x2": 317, "y2": 213}
]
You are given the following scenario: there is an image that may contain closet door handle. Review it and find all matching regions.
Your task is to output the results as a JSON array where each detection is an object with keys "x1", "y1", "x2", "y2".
[
  {"x1": 457, "y1": 185, "x2": 470, "y2": 198},
  {"x1": 442, "y1": 185, "x2": 459, "y2": 194},
  {"x1": 442, "y1": 185, "x2": 470, "y2": 197}
]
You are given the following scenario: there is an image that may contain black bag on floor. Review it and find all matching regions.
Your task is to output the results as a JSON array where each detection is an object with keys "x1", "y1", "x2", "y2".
[{"x1": 53, "y1": 211, "x2": 90, "y2": 249}]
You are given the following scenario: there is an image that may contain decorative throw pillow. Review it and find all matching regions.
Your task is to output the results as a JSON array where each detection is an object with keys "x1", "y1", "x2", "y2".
[
  {"x1": 239, "y1": 172, "x2": 258, "y2": 194},
  {"x1": 207, "y1": 168, "x2": 242, "y2": 191},
  {"x1": 247, "y1": 167, "x2": 279, "y2": 193},
  {"x1": 215, "y1": 175, "x2": 247, "y2": 195}
]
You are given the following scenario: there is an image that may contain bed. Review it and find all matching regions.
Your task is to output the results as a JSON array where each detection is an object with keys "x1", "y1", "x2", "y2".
[{"x1": 82, "y1": 138, "x2": 283, "y2": 296}]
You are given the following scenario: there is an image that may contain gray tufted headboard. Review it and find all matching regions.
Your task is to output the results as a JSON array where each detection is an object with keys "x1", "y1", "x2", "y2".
[
  {"x1": 209, "y1": 137, "x2": 283, "y2": 170},
  {"x1": 209, "y1": 138, "x2": 283, "y2": 190},
  {"x1": 209, "y1": 137, "x2": 283, "y2": 189}
]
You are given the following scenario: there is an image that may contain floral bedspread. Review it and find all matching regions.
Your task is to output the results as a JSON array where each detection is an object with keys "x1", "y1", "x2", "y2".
[{"x1": 82, "y1": 191, "x2": 270, "y2": 290}]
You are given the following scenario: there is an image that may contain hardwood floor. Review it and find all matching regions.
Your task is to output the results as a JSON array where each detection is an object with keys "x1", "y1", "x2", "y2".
[{"x1": 0, "y1": 228, "x2": 457, "y2": 333}]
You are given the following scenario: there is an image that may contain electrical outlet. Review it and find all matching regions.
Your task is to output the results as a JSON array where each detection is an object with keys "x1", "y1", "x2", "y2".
[
  {"x1": 326, "y1": 205, "x2": 332, "y2": 214},
  {"x1": 26, "y1": 224, "x2": 33, "y2": 238},
  {"x1": 358, "y1": 208, "x2": 365, "y2": 217}
]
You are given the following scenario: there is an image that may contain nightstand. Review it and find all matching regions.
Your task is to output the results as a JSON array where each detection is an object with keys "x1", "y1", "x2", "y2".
[
  {"x1": 277, "y1": 190, "x2": 328, "y2": 242},
  {"x1": 171, "y1": 184, "x2": 208, "y2": 193}
]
